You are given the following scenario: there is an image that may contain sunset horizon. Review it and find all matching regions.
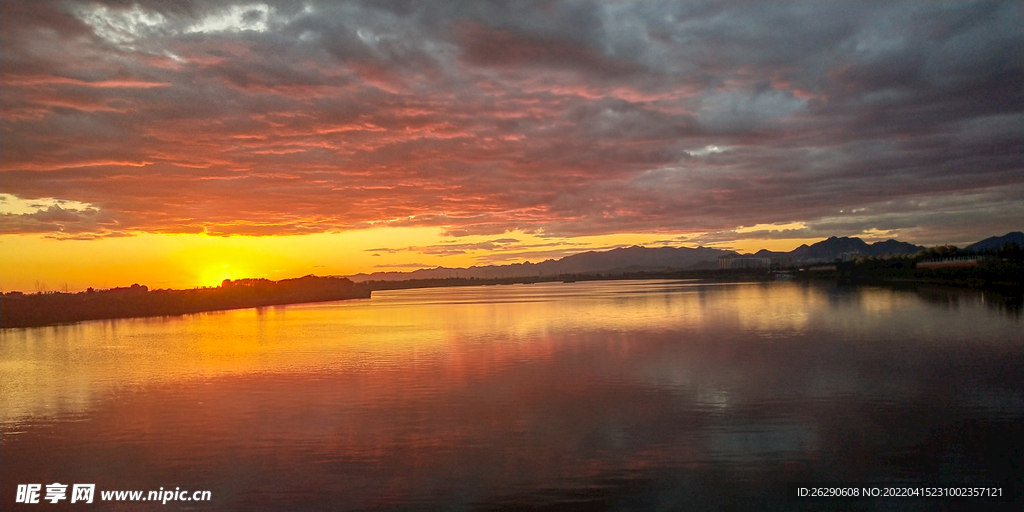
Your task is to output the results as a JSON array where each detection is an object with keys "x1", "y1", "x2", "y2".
[{"x1": 2, "y1": 227, "x2": 1019, "y2": 293}]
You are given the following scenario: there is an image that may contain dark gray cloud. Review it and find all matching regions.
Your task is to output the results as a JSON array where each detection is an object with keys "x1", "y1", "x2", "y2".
[{"x1": 1, "y1": 1, "x2": 1021, "y2": 245}]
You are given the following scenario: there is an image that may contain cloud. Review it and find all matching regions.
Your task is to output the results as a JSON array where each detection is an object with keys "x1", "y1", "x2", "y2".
[
  {"x1": 684, "y1": 145, "x2": 728, "y2": 157},
  {"x1": 0, "y1": 200, "x2": 128, "y2": 238},
  {"x1": 1, "y1": 1, "x2": 1020, "y2": 246},
  {"x1": 374, "y1": 262, "x2": 429, "y2": 269},
  {"x1": 455, "y1": 21, "x2": 643, "y2": 78},
  {"x1": 366, "y1": 237, "x2": 523, "y2": 257}
]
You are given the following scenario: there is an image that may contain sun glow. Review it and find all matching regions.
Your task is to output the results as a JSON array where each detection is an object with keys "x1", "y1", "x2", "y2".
[
  {"x1": 734, "y1": 222, "x2": 808, "y2": 233},
  {"x1": 0, "y1": 227, "x2": 466, "y2": 292},
  {"x1": 0, "y1": 224, "x2": 846, "y2": 293},
  {"x1": 200, "y1": 264, "x2": 249, "y2": 288}
]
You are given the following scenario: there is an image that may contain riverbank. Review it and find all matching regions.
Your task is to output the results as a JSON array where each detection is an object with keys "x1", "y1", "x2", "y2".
[
  {"x1": 0, "y1": 270, "x2": 778, "y2": 329},
  {"x1": 0, "y1": 276, "x2": 370, "y2": 329},
  {"x1": 796, "y1": 259, "x2": 1023, "y2": 290},
  {"x1": 4, "y1": 264, "x2": 1020, "y2": 329}
]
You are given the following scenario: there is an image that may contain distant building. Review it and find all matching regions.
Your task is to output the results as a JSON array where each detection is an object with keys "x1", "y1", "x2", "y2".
[
  {"x1": 718, "y1": 255, "x2": 791, "y2": 269},
  {"x1": 837, "y1": 252, "x2": 861, "y2": 262},
  {"x1": 917, "y1": 256, "x2": 979, "y2": 269},
  {"x1": 718, "y1": 256, "x2": 772, "y2": 269}
]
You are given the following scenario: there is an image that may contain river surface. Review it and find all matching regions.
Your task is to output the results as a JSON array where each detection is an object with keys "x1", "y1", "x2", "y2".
[{"x1": 2, "y1": 280, "x2": 1021, "y2": 511}]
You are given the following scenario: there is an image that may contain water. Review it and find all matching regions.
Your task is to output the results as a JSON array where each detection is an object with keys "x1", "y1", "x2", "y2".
[{"x1": 2, "y1": 280, "x2": 1021, "y2": 510}]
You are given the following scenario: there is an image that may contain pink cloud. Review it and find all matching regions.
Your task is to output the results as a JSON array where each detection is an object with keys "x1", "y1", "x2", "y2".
[{"x1": 0, "y1": 1, "x2": 1019, "y2": 246}]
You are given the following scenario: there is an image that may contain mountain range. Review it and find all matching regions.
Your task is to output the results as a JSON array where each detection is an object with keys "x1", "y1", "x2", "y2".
[
  {"x1": 752, "y1": 237, "x2": 924, "y2": 262},
  {"x1": 347, "y1": 232, "x2": 1023, "y2": 282},
  {"x1": 965, "y1": 232, "x2": 1024, "y2": 252}
]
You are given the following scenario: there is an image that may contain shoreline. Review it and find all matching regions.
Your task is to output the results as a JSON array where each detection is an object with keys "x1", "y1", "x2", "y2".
[
  {"x1": 4, "y1": 269, "x2": 1020, "y2": 329},
  {"x1": 0, "y1": 276, "x2": 370, "y2": 329}
]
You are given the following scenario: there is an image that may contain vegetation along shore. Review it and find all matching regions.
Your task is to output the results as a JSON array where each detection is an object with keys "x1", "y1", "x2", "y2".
[{"x1": 3, "y1": 234, "x2": 1020, "y2": 329}]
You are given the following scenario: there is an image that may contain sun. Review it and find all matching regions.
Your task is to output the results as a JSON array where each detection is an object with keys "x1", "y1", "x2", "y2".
[{"x1": 199, "y1": 264, "x2": 247, "y2": 288}]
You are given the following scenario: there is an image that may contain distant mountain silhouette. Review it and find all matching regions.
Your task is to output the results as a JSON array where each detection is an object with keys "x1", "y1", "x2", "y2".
[
  {"x1": 349, "y1": 233, "x2": 1014, "y2": 282},
  {"x1": 866, "y1": 239, "x2": 926, "y2": 256},
  {"x1": 350, "y1": 246, "x2": 736, "y2": 282},
  {"x1": 964, "y1": 232, "x2": 1024, "y2": 252},
  {"x1": 785, "y1": 237, "x2": 924, "y2": 263},
  {"x1": 552, "y1": 245, "x2": 737, "y2": 274}
]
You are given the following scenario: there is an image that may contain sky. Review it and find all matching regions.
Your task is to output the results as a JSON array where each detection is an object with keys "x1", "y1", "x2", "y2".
[{"x1": 2, "y1": 0, "x2": 1022, "y2": 291}]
